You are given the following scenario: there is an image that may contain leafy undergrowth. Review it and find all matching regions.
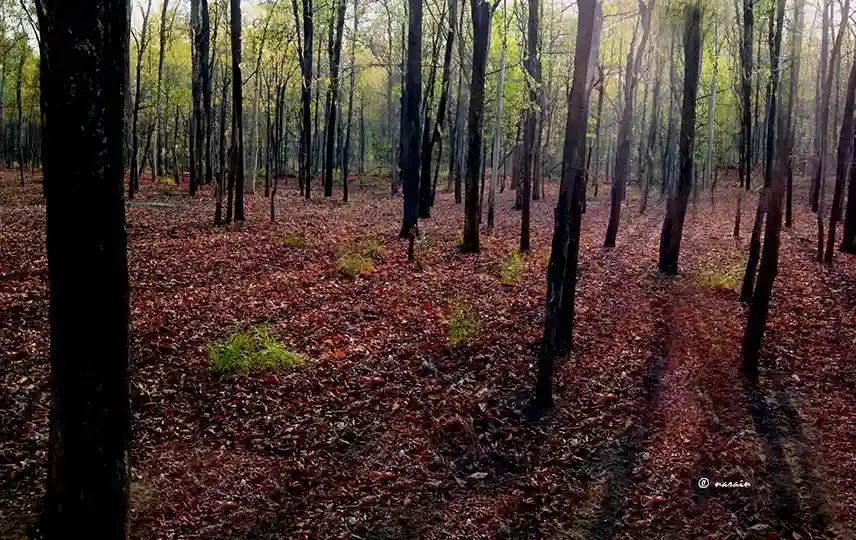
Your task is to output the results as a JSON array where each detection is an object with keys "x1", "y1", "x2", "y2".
[
  {"x1": 210, "y1": 324, "x2": 304, "y2": 377},
  {"x1": 1, "y1": 171, "x2": 855, "y2": 540}
]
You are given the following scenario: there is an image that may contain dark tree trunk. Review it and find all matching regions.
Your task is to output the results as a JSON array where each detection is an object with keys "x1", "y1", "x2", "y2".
[
  {"x1": 422, "y1": 0, "x2": 457, "y2": 215},
  {"x1": 640, "y1": 55, "x2": 662, "y2": 214},
  {"x1": 534, "y1": 0, "x2": 598, "y2": 414},
  {"x1": 451, "y1": 68, "x2": 464, "y2": 203},
  {"x1": 341, "y1": 0, "x2": 358, "y2": 202},
  {"x1": 16, "y1": 52, "x2": 24, "y2": 188},
  {"x1": 825, "y1": 45, "x2": 856, "y2": 262},
  {"x1": 191, "y1": 0, "x2": 202, "y2": 196},
  {"x1": 462, "y1": 0, "x2": 490, "y2": 253},
  {"x1": 36, "y1": 0, "x2": 131, "y2": 536},
  {"x1": 292, "y1": 0, "x2": 313, "y2": 198},
  {"x1": 604, "y1": 0, "x2": 654, "y2": 248},
  {"x1": 810, "y1": 0, "x2": 830, "y2": 211},
  {"x1": 201, "y1": 0, "x2": 213, "y2": 186},
  {"x1": 154, "y1": 0, "x2": 170, "y2": 178},
  {"x1": 520, "y1": 0, "x2": 540, "y2": 253},
  {"x1": 230, "y1": 0, "x2": 245, "y2": 219},
  {"x1": 741, "y1": 0, "x2": 787, "y2": 301},
  {"x1": 657, "y1": 5, "x2": 701, "y2": 274},
  {"x1": 398, "y1": 0, "x2": 423, "y2": 238},
  {"x1": 324, "y1": 0, "x2": 346, "y2": 197}
]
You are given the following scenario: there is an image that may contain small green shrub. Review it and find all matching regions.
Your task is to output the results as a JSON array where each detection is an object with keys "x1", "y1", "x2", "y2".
[
  {"x1": 695, "y1": 259, "x2": 746, "y2": 291},
  {"x1": 500, "y1": 250, "x2": 526, "y2": 285},
  {"x1": 361, "y1": 238, "x2": 387, "y2": 259},
  {"x1": 338, "y1": 252, "x2": 374, "y2": 278},
  {"x1": 448, "y1": 303, "x2": 480, "y2": 346},
  {"x1": 159, "y1": 177, "x2": 176, "y2": 186},
  {"x1": 210, "y1": 325, "x2": 304, "y2": 377},
  {"x1": 280, "y1": 234, "x2": 307, "y2": 248}
]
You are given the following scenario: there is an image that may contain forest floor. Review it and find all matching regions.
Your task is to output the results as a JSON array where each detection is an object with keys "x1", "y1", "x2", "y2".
[{"x1": 1, "y1": 170, "x2": 855, "y2": 540}]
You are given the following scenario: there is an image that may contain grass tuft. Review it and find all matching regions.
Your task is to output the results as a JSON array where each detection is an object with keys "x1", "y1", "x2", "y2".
[
  {"x1": 279, "y1": 234, "x2": 307, "y2": 249},
  {"x1": 695, "y1": 258, "x2": 746, "y2": 291},
  {"x1": 361, "y1": 238, "x2": 387, "y2": 259},
  {"x1": 210, "y1": 324, "x2": 304, "y2": 377},
  {"x1": 337, "y1": 252, "x2": 374, "y2": 278},
  {"x1": 500, "y1": 250, "x2": 526, "y2": 285},
  {"x1": 448, "y1": 302, "x2": 480, "y2": 346}
]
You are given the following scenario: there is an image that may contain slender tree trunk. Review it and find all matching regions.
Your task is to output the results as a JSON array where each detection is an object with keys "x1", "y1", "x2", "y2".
[
  {"x1": 784, "y1": 0, "x2": 803, "y2": 228},
  {"x1": 399, "y1": 0, "x2": 423, "y2": 237},
  {"x1": 215, "y1": 73, "x2": 229, "y2": 225},
  {"x1": 703, "y1": 21, "x2": 718, "y2": 191},
  {"x1": 129, "y1": 0, "x2": 152, "y2": 199},
  {"x1": 520, "y1": 0, "x2": 541, "y2": 253},
  {"x1": 230, "y1": 0, "x2": 245, "y2": 219},
  {"x1": 658, "y1": 5, "x2": 700, "y2": 274},
  {"x1": 341, "y1": 0, "x2": 358, "y2": 202},
  {"x1": 825, "y1": 46, "x2": 856, "y2": 262},
  {"x1": 604, "y1": 0, "x2": 654, "y2": 248},
  {"x1": 37, "y1": 0, "x2": 131, "y2": 536},
  {"x1": 810, "y1": 0, "x2": 830, "y2": 212},
  {"x1": 324, "y1": 0, "x2": 346, "y2": 197},
  {"x1": 488, "y1": 1, "x2": 506, "y2": 231},
  {"x1": 534, "y1": 0, "x2": 598, "y2": 414},
  {"x1": 640, "y1": 54, "x2": 662, "y2": 214},
  {"x1": 16, "y1": 52, "x2": 24, "y2": 188}
]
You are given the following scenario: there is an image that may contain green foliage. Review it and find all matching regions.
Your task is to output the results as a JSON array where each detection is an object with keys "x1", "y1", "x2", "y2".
[
  {"x1": 159, "y1": 177, "x2": 176, "y2": 186},
  {"x1": 361, "y1": 238, "x2": 387, "y2": 259},
  {"x1": 279, "y1": 234, "x2": 307, "y2": 248},
  {"x1": 695, "y1": 258, "x2": 747, "y2": 291},
  {"x1": 337, "y1": 252, "x2": 374, "y2": 278},
  {"x1": 448, "y1": 303, "x2": 480, "y2": 346},
  {"x1": 210, "y1": 325, "x2": 304, "y2": 377},
  {"x1": 500, "y1": 250, "x2": 526, "y2": 285}
]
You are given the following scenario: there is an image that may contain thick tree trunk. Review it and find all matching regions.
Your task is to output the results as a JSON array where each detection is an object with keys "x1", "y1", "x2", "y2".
[
  {"x1": 462, "y1": 0, "x2": 490, "y2": 253},
  {"x1": 604, "y1": 0, "x2": 654, "y2": 248},
  {"x1": 657, "y1": 5, "x2": 701, "y2": 274},
  {"x1": 534, "y1": 0, "x2": 598, "y2": 414},
  {"x1": 37, "y1": 0, "x2": 131, "y2": 536},
  {"x1": 398, "y1": 0, "x2": 422, "y2": 238}
]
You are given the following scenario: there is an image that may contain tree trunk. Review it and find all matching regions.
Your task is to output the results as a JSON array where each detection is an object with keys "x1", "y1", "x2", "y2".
[
  {"x1": 463, "y1": 0, "x2": 490, "y2": 253},
  {"x1": 190, "y1": 0, "x2": 202, "y2": 196},
  {"x1": 657, "y1": 5, "x2": 701, "y2": 274},
  {"x1": 16, "y1": 52, "x2": 24, "y2": 188},
  {"x1": 324, "y1": 0, "x2": 346, "y2": 197},
  {"x1": 215, "y1": 72, "x2": 230, "y2": 226},
  {"x1": 740, "y1": 0, "x2": 787, "y2": 301},
  {"x1": 398, "y1": 0, "x2": 422, "y2": 238},
  {"x1": 640, "y1": 53, "x2": 662, "y2": 214},
  {"x1": 37, "y1": 0, "x2": 131, "y2": 536},
  {"x1": 230, "y1": 0, "x2": 245, "y2": 219},
  {"x1": 825, "y1": 44, "x2": 856, "y2": 262},
  {"x1": 534, "y1": 0, "x2": 598, "y2": 414},
  {"x1": 154, "y1": 0, "x2": 170, "y2": 179},
  {"x1": 604, "y1": 0, "x2": 654, "y2": 248},
  {"x1": 520, "y1": 0, "x2": 540, "y2": 253},
  {"x1": 703, "y1": 21, "x2": 718, "y2": 191},
  {"x1": 341, "y1": 0, "x2": 358, "y2": 202},
  {"x1": 784, "y1": 0, "x2": 803, "y2": 229},
  {"x1": 129, "y1": 0, "x2": 152, "y2": 200},
  {"x1": 292, "y1": 0, "x2": 313, "y2": 199},
  {"x1": 200, "y1": 0, "x2": 211, "y2": 186},
  {"x1": 811, "y1": 0, "x2": 830, "y2": 211},
  {"x1": 488, "y1": 1, "x2": 506, "y2": 231}
]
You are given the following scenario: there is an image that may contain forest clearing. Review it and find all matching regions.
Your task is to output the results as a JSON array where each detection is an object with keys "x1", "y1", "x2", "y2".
[{"x1": 2, "y1": 171, "x2": 854, "y2": 539}]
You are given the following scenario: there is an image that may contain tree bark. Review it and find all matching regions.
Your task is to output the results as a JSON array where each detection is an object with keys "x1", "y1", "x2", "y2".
[
  {"x1": 341, "y1": 0, "x2": 358, "y2": 202},
  {"x1": 230, "y1": 0, "x2": 245, "y2": 219},
  {"x1": 810, "y1": 0, "x2": 830, "y2": 211},
  {"x1": 129, "y1": 0, "x2": 152, "y2": 199},
  {"x1": 324, "y1": 0, "x2": 346, "y2": 197},
  {"x1": 215, "y1": 71, "x2": 229, "y2": 226},
  {"x1": 534, "y1": 0, "x2": 598, "y2": 414},
  {"x1": 398, "y1": 0, "x2": 422, "y2": 238},
  {"x1": 37, "y1": 0, "x2": 131, "y2": 536},
  {"x1": 520, "y1": 0, "x2": 541, "y2": 253},
  {"x1": 825, "y1": 44, "x2": 856, "y2": 262},
  {"x1": 488, "y1": 0, "x2": 506, "y2": 231},
  {"x1": 462, "y1": 0, "x2": 490, "y2": 253},
  {"x1": 657, "y1": 5, "x2": 701, "y2": 274},
  {"x1": 784, "y1": 0, "x2": 803, "y2": 228},
  {"x1": 604, "y1": 0, "x2": 654, "y2": 248}
]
